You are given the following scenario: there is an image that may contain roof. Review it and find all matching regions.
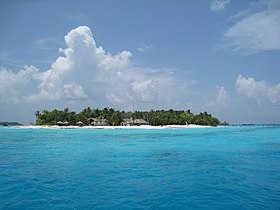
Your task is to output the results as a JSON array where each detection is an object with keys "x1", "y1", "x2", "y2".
[
  {"x1": 122, "y1": 118, "x2": 148, "y2": 124},
  {"x1": 134, "y1": 119, "x2": 148, "y2": 124}
]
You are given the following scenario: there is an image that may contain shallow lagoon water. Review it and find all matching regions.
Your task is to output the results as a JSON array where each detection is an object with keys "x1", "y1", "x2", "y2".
[{"x1": 0, "y1": 126, "x2": 279, "y2": 209}]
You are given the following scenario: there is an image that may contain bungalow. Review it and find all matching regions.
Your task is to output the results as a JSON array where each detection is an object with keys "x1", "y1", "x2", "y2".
[
  {"x1": 121, "y1": 118, "x2": 149, "y2": 126},
  {"x1": 88, "y1": 118, "x2": 109, "y2": 126}
]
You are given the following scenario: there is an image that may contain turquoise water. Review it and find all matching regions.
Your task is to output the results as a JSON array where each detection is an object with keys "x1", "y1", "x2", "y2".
[{"x1": 0, "y1": 126, "x2": 279, "y2": 209}]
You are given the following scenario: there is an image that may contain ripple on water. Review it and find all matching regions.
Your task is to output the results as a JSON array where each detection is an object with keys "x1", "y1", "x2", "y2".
[{"x1": 0, "y1": 126, "x2": 280, "y2": 209}]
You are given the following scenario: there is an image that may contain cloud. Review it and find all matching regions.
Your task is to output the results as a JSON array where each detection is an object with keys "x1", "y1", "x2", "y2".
[
  {"x1": 131, "y1": 80, "x2": 158, "y2": 103},
  {"x1": 0, "y1": 66, "x2": 39, "y2": 103},
  {"x1": 63, "y1": 83, "x2": 88, "y2": 100},
  {"x1": 136, "y1": 45, "x2": 153, "y2": 53},
  {"x1": 208, "y1": 86, "x2": 228, "y2": 106},
  {"x1": 0, "y1": 26, "x2": 193, "y2": 110},
  {"x1": 210, "y1": 0, "x2": 230, "y2": 11},
  {"x1": 224, "y1": 4, "x2": 280, "y2": 54},
  {"x1": 0, "y1": 50, "x2": 26, "y2": 68},
  {"x1": 236, "y1": 75, "x2": 280, "y2": 104},
  {"x1": 105, "y1": 92, "x2": 124, "y2": 104},
  {"x1": 216, "y1": 86, "x2": 228, "y2": 105},
  {"x1": 136, "y1": 47, "x2": 146, "y2": 52}
]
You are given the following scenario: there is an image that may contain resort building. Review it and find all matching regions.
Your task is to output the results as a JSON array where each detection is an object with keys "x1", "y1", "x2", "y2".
[
  {"x1": 88, "y1": 118, "x2": 109, "y2": 126},
  {"x1": 121, "y1": 118, "x2": 149, "y2": 126}
]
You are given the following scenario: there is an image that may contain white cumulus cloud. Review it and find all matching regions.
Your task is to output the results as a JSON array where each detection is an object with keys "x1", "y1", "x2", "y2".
[
  {"x1": 0, "y1": 26, "x2": 194, "y2": 110},
  {"x1": 210, "y1": 0, "x2": 230, "y2": 11},
  {"x1": 236, "y1": 75, "x2": 280, "y2": 104},
  {"x1": 63, "y1": 83, "x2": 88, "y2": 100},
  {"x1": 0, "y1": 65, "x2": 39, "y2": 103}
]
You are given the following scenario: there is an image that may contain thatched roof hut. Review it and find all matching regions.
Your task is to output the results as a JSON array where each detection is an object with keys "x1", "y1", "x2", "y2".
[
  {"x1": 76, "y1": 121, "x2": 83, "y2": 127},
  {"x1": 57, "y1": 121, "x2": 63, "y2": 126},
  {"x1": 63, "y1": 121, "x2": 69, "y2": 126}
]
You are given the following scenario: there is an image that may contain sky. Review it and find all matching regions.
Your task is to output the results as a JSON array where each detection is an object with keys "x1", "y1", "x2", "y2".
[{"x1": 0, "y1": 0, "x2": 280, "y2": 124}]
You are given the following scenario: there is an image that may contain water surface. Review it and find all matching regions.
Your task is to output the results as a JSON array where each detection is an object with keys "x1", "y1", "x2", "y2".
[{"x1": 0, "y1": 126, "x2": 279, "y2": 209}]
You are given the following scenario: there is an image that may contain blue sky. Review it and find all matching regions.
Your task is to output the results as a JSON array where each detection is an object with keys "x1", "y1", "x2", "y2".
[{"x1": 0, "y1": 0, "x2": 280, "y2": 124}]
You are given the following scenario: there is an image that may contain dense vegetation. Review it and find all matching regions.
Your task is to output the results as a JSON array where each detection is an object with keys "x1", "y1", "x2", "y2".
[{"x1": 35, "y1": 107, "x2": 222, "y2": 126}]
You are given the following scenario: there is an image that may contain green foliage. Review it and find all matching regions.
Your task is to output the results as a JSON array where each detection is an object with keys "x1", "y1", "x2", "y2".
[
  {"x1": 35, "y1": 107, "x2": 222, "y2": 126},
  {"x1": 35, "y1": 108, "x2": 77, "y2": 125}
]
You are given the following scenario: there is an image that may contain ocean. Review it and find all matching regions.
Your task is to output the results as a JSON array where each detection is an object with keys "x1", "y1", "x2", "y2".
[{"x1": 0, "y1": 126, "x2": 279, "y2": 209}]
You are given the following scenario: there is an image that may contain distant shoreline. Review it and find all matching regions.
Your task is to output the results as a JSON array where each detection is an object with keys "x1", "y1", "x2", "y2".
[
  {"x1": 5, "y1": 124, "x2": 280, "y2": 129},
  {"x1": 11, "y1": 124, "x2": 213, "y2": 129}
]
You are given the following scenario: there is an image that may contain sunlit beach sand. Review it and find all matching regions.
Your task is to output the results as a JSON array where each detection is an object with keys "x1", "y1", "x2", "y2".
[{"x1": 16, "y1": 124, "x2": 212, "y2": 129}]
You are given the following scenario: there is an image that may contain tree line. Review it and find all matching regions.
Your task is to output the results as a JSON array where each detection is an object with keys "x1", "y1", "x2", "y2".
[{"x1": 35, "y1": 107, "x2": 223, "y2": 126}]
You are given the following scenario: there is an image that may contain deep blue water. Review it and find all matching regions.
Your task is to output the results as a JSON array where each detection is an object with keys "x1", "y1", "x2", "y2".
[{"x1": 0, "y1": 126, "x2": 280, "y2": 209}]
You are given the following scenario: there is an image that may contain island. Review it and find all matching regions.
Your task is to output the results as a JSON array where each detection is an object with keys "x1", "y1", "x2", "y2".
[{"x1": 35, "y1": 107, "x2": 226, "y2": 127}]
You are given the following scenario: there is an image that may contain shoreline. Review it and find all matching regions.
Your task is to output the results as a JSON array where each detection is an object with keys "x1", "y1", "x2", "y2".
[{"x1": 12, "y1": 124, "x2": 213, "y2": 129}]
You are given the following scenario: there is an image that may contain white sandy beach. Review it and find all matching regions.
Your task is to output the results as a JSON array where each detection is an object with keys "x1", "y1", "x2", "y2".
[{"x1": 15, "y1": 124, "x2": 212, "y2": 129}]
